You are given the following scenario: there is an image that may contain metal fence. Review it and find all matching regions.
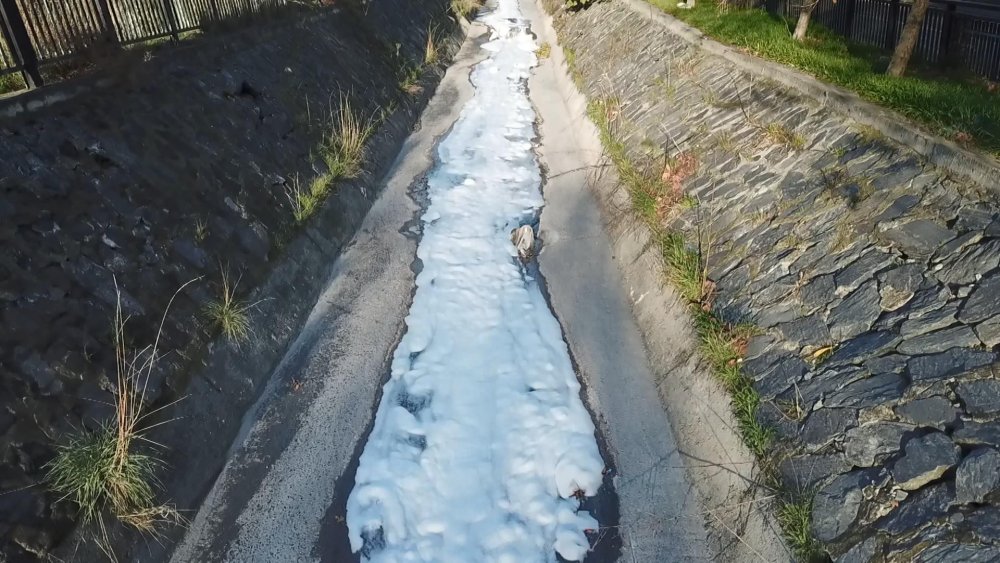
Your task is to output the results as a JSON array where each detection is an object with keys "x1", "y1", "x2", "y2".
[
  {"x1": 0, "y1": 0, "x2": 286, "y2": 89},
  {"x1": 764, "y1": 0, "x2": 1000, "y2": 81}
]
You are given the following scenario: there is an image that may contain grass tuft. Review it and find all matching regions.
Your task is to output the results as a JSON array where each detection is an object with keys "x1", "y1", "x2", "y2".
[
  {"x1": 778, "y1": 496, "x2": 825, "y2": 561},
  {"x1": 47, "y1": 423, "x2": 159, "y2": 526},
  {"x1": 450, "y1": 0, "x2": 482, "y2": 19},
  {"x1": 765, "y1": 122, "x2": 806, "y2": 150},
  {"x1": 193, "y1": 218, "x2": 209, "y2": 242},
  {"x1": 662, "y1": 232, "x2": 707, "y2": 304},
  {"x1": 45, "y1": 281, "x2": 191, "y2": 541},
  {"x1": 203, "y1": 267, "x2": 254, "y2": 343},
  {"x1": 536, "y1": 42, "x2": 552, "y2": 59},
  {"x1": 425, "y1": 27, "x2": 439, "y2": 66},
  {"x1": 321, "y1": 95, "x2": 375, "y2": 179}
]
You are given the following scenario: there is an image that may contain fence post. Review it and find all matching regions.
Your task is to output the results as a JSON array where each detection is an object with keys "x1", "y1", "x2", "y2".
[
  {"x1": 844, "y1": 0, "x2": 857, "y2": 39},
  {"x1": 885, "y1": 0, "x2": 901, "y2": 49},
  {"x1": 93, "y1": 0, "x2": 121, "y2": 47},
  {"x1": 0, "y1": 0, "x2": 41, "y2": 87},
  {"x1": 161, "y1": 0, "x2": 180, "y2": 40},
  {"x1": 940, "y1": 1, "x2": 958, "y2": 66}
]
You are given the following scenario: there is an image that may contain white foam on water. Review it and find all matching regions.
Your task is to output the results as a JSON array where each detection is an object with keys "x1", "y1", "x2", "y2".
[{"x1": 345, "y1": 1, "x2": 606, "y2": 561}]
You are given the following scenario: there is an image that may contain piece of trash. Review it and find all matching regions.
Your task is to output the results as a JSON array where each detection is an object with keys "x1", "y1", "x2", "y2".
[{"x1": 511, "y1": 225, "x2": 535, "y2": 261}]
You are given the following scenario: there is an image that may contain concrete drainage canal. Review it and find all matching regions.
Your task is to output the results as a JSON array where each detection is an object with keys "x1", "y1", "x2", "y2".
[
  {"x1": 23, "y1": 0, "x2": 767, "y2": 561},
  {"x1": 345, "y1": 2, "x2": 615, "y2": 561}
]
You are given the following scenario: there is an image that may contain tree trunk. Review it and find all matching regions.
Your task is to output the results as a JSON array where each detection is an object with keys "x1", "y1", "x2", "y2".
[
  {"x1": 887, "y1": 0, "x2": 931, "y2": 77},
  {"x1": 793, "y1": 2, "x2": 816, "y2": 42}
]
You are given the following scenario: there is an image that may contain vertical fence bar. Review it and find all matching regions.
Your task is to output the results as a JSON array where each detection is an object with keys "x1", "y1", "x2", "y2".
[
  {"x1": 940, "y1": 1, "x2": 957, "y2": 66},
  {"x1": 94, "y1": 0, "x2": 121, "y2": 44},
  {"x1": 884, "y1": 0, "x2": 899, "y2": 49},
  {"x1": 161, "y1": 0, "x2": 179, "y2": 39},
  {"x1": 0, "y1": 0, "x2": 40, "y2": 86},
  {"x1": 844, "y1": 0, "x2": 857, "y2": 39}
]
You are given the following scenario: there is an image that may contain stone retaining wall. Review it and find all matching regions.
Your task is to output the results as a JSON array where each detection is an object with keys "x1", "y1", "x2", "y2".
[
  {"x1": 0, "y1": 2, "x2": 455, "y2": 560},
  {"x1": 552, "y1": 1, "x2": 1000, "y2": 560}
]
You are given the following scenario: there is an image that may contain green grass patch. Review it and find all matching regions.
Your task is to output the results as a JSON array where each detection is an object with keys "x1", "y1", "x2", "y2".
[
  {"x1": 778, "y1": 496, "x2": 825, "y2": 561},
  {"x1": 204, "y1": 267, "x2": 255, "y2": 343},
  {"x1": 322, "y1": 96, "x2": 375, "y2": 179},
  {"x1": 0, "y1": 72, "x2": 26, "y2": 96},
  {"x1": 47, "y1": 422, "x2": 160, "y2": 525},
  {"x1": 45, "y1": 283, "x2": 189, "y2": 542},
  {"x1": 647, "y1": 0, "x2": 1000, "y2": 157},
  {"x1": 661, "y1": 232, "x2": 706, "y2": 303}
]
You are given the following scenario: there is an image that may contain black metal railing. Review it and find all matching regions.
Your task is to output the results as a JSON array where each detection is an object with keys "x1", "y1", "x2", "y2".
[
  {"x1": 0, "y1": 0, "x2": 286, "y2": 90},
  {"x1": 764, "y1": 0, "x2": 1000, "y2": 81}
]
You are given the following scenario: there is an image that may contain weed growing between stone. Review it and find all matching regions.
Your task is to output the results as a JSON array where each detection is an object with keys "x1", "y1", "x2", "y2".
[
  {"x1": 425, "y1": 27, "x2": 440, "y2": 66},
  {"x1": 203, "y1": 267, "x2": 256, "y2": 344},
  {"x1": 449, "y1": 0, "x2": 483, "y2": 20},
  {"x1": 536, "y1": 42, "x2": 552, "y2": 59},
  {"x1": 322, "y1": 96, "x2": 375, "y2": 179},
  {"x1": 778, "y1": 496, "x2": 825, "y2": 561},
  {"x1": 765, "y1": 122, "x2": 806, "y2": 151},
  {"x1": 586, "y1": 94, "x2": 824, "y2": 559},
  {"x1": 46, "y1": 282, "x2": 191, "y2": 553}
]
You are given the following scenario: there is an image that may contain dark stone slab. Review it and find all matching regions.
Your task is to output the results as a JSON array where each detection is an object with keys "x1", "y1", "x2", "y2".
[
  {"x1": 755, "y1": 299, "x2": 801, "y2": 329},
  {"x1": 954, "y1": 421, "x2": 1000, "y2": 448},
  {"x1": 836, "y1": 536, "x2": 880, "y2": 563},
  {"x1": 974, "y1": 317, "x2": 1000, "y2": 347},
  {"x1": 907, "y1": 349, "x2": 996, "y2": 382},
  {"x1": 877, "y1": 263, "x2": 924, "y2": 311},
  {"x1": 792, "y1": 367, "x2": 866, "y2": 408},
  {"x1": 835, "y1": 250, "x2": 894, "y2": 296},
  {"x1": 863, "y1": 354, "x2": 908, "y2": 375},
  {"x1": 955, "y1": 379, "x2": 1000, "y2": 417},
  {"x1": 776, "y1": 316, "x2": 832, "y2": 349},
  {"x1": 828, "y1": 281, "x2": 881, "y2": 342},
  {"x1": 812, "y1": 469, "x2": 881, "y2": 542},
  {"x1": 872, "y1": 194, "x2": 920, "y2": 225},
  {"x1": 956, "y1": 447, "x2": 1000, "y2": 504},
  {"x1": 891, "y1": 432, "x2": 961, "y2": 490},
  {"x1": 897, "y1": 325, "x2": 981, "y2": 355},
  {"x1": 780, "y1": 453, "x2": 852, "y2": 491},
  {"x1": 800, "y1": 273, "x2": 836, "y2": 312},
  {"x1": 899, "y1": 302, "x2": 958, "y2": 338},
  {"x1": 756, "y1": 356, "x2": 809, "y2": 398},
  {"x1": 801, "y1": 408, "x2": 858, "y2": 448},
  {"x1": 933, "y1": 231, "x2": 983, "y2": 263},
  {"x1": 915, "y1": 542, "x2": 1000, "y2": 563},
  {"x1": 827, "y1": 331, "x2": 899, "y2": 367},
  {"x1": 954, "y1": 203, "x2": 996, "y2": 232},
  {"x1": 756, "y1": 400, "x2": 798, "y2": 440},
  {"x1": 825, "y1": 373, "x2": 906, "y2": 408},
  {"x1": 876, "y1": 481, "x2": 954, "y2": 534},
  {"x1": 936, "y1": 239, "x2": 1000, "y2": 286},
  {"x1": 965, "y1": 507, "x2": 1000, "y2": 542},
  {"x1": 894, "y1": 396, "x2": 959, "y2": 430},
  {"x1": 880, "y1": 219, "x2": 956, "y2": 259},
  {"x1": 843, "y1": 421, "x2": 913, "y2": 466},
  {"x1": 745, "y1": 333, "x2": 778, "y2": 361},
  {"x1": 958, "y1": 271, "x2": 1000, "y2": 324},
  {"x1": 743, "y1": 348, "x2": 784, "y2": 378}
]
